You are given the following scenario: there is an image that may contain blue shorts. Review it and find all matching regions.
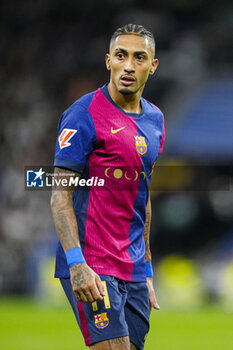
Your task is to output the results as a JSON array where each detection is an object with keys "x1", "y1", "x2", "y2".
[{"x1": 60, "y1": 275, "x2": 150, "y2": 349}]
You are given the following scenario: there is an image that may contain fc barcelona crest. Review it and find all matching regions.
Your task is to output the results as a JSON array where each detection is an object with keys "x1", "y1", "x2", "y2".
[
  {"x1": 94, "y1": 313, "x2": 109, "y2": 329},
  {"x1": 134, "y1": 136, "x2": 147, "y2": 155}
]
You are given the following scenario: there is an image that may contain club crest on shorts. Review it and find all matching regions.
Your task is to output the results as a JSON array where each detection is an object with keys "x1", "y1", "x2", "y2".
[
  {"x1": 134, "y1": 136, "x2": 147, "y2": 155},
  {"x1": 94, "y1": 313, "x2": 109, "y2": 329}
]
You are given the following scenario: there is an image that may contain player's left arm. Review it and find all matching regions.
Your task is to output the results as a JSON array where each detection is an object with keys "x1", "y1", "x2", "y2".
[{"x1": 143, "y1": 194, "x2": 160, "y2": 311}]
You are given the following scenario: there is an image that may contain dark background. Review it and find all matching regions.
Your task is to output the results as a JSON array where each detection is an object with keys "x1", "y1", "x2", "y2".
[{"x1": 0, "y1": 0, "x2": 232, "y2": 304}]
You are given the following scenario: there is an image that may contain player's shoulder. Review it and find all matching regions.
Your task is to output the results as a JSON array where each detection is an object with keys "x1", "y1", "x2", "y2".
[
  {"x1": 60, "y1": 90, "x2": 98, "y2": 127},
  {"x1": 65, "y1": 90, "x2": 97, "y2": 115},
  {"x1": 142, "y1": 98, "x2": 164, "y2": 126},
  {"x1": 58, "y1": 90, "x2": 98, "y2": 130},
  {"x1": 142, "y1": 97, "x2": 164, "y2": 117}
]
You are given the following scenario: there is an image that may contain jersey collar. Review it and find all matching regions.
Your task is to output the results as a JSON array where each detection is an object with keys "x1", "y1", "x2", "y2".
[{"x1": 101, "y1": 84, "x2": 144, "y2": 117}]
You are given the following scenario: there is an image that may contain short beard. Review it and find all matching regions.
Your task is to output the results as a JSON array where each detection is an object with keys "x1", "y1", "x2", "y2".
[{"x1": 119, "y1": 87, "x2": 137, "y2": 95}]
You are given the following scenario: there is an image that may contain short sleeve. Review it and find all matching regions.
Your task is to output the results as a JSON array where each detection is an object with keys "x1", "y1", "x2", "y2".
[
  {"x1": 54, "y1": 103, "x2": 97, "y2": 173},
  {"x1": 158, "y1": 113, "x2": 165, "y2": 154}
]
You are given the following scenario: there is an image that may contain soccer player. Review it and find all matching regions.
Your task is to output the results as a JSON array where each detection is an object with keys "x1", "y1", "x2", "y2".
[{"x1": 50, "y1": 24, "x2": 165, "y2": 350}]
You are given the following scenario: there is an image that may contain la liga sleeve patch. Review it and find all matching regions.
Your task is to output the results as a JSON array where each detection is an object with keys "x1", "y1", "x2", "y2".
[{"x1": 58, "y1": 128, "x2": 77, "y2": 149}]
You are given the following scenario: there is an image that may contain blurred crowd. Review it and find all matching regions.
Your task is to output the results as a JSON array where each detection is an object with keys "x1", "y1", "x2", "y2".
[{"x1": 0, "y1": 0, "x2": 232, "y2": 298}]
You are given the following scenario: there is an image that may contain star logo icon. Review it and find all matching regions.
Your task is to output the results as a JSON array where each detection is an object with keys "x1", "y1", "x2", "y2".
[
  {"x1": 26, "y1": 168, "x2": 45, "y2": 188},
  {"x1": 33, "y1": 168, "x2": 45, "y2": 181}
]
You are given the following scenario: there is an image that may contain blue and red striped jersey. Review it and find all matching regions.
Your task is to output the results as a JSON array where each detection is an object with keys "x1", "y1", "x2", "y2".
[{"x1": 54, "y1": 85, "x2": 165, "y2": 281}]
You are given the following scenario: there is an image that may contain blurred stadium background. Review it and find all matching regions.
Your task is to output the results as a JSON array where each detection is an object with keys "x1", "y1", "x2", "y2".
[{"x1": 0, "y1": 1, "x2": 233, "y2": 349}]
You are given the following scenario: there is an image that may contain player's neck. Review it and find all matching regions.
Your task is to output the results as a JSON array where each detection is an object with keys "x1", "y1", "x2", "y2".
[{"x1": 107, "y1": 82, "x2": 143, "y2": 114}]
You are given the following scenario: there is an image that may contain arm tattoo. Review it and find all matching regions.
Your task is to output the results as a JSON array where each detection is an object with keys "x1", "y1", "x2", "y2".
[
  {"x1": 71, "y1": 266, "x2": 86, "y2": 288},
  {"x1": 107, "y1": 337, "x2": 130, "y2": 349},
  {"x1": 50, "y1": 167, "x2": 81, "y2": 251},
  {"x1": 143, "y1": 197, "x2": 152, "y2": 262},
  {"x1": 70, "y1": 264, "x2": 93, "y2": 289}
]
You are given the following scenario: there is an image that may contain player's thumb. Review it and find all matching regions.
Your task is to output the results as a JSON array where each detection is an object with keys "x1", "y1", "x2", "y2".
[{"x1": 95, "y1": 275, "x2": 105, "y2": 296}]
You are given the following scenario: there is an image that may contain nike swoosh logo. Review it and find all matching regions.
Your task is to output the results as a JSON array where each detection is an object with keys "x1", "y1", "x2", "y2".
[{"x1": 111, "y1": 126, "x2": 126, "y2": 134}]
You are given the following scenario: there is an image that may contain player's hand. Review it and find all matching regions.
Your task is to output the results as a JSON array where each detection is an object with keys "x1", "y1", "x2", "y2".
[
  {"x1": 70, "y1": 263, "x2": 105, "y2": 303},
  {"x1": 146, "y1": 277, "x2": 160, "y2": 311}
]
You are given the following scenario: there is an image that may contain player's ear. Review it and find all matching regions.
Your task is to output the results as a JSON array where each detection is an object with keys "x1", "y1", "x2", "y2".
[
  {"x1": 105, "y1": 53, "x2": 111, "y2": 71},
  {"x1": 149, "y1": 58, "x2": 159, "y2": 75}
]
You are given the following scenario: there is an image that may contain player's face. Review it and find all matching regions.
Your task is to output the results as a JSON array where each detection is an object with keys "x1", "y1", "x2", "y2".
[{"x1": 106, "y1": 35, "x2": 158, "y2": 96}]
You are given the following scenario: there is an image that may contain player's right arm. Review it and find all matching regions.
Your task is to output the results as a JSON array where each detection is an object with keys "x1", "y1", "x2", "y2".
[{"x1": 50, "y1": 166, "x2": 105, "y2": 303}]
